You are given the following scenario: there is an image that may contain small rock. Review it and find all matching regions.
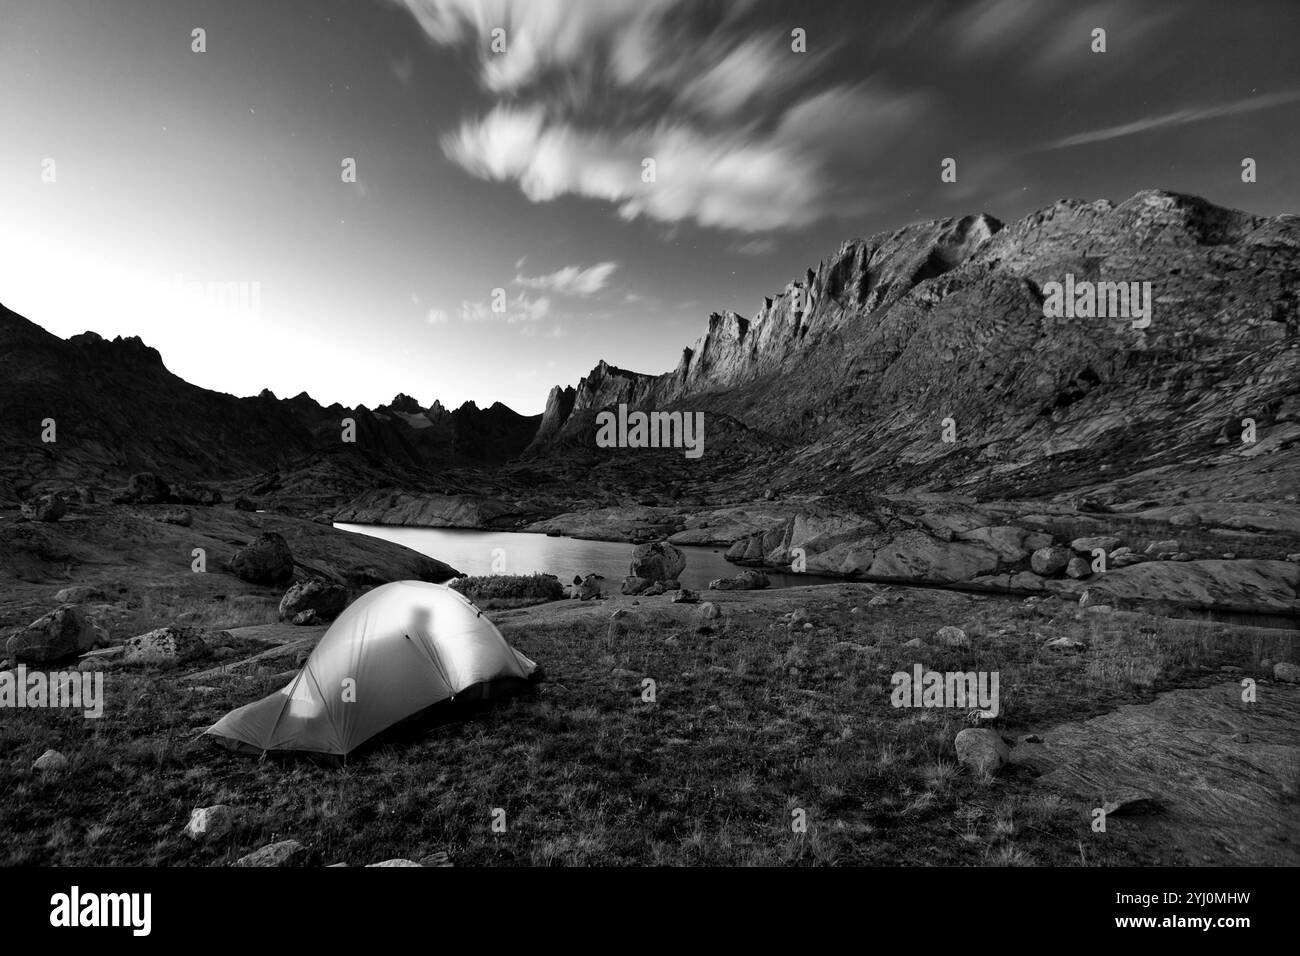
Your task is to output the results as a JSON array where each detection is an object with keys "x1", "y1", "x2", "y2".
[
  {"x1": 902, "y1": 637, "x2": 926, "y2": 649},
  {"x1": 1021, "y1": 733, "x2": 1042, "y2": 744},
  {"x1": 954, "y1": 728, "x2": 1010, "y2": 774},
  {"x1": 935, "y1": 625, "x2": 969, "y2": 647},
  {"x1": 568, "y1": 573, "x2": 603, "y2": 600},
  {"x1": 33, "y1": 749, "x2": 68, "y2": 773},
  {"x1": 708, "y1": 569, "x2": 770, "y2": 591},
  {"x1": 233, "y1": 839, "x2": 306, "y2": 867},
  {"x1": 292, "y1": 609, "x2": 320, "y2": 626},
  {"x1": 53, "y1": 585, "x2": 105, "y2": 604},
  {"x1": 1044, "y1": 636, "x2": 1086, "y2": 650},
  {"x1": 620, "y1": 575, "x2": 651, "y2": 596},
  {"x1": 20, "y1": 493, "x2": 67, "y2": 522},
  {"x1": 119, "y1": 472, "x2": 171, "y2": 504},
  {"x1": 867, "y1": 595, "x2": 890, "y2": 607},
  {"x1": 849, "y1": 606, "x2": 863, "y2": 615},
  {"x1": 158, "y1": 508, "x2": 192, "y2": 527},
  {"x1": 229, "y1": 532, "x2": 295, "y2": 586},
  {"x1": 279, "y1": 579, "x2": 348, "y2": 623},
  {"x1": 670, "y1": 588, "x2": 698, "y2": 604},
  {"x1": 366, "y1": 859, "x2": 423, "y2": 867},
  {"x1": 697, "y1": 602, "x2": 722, "y2": 620},
  {"x1": 1273, "y1": 662, "x2": 1300, "y2": 683},
  {"x1": 1143, "y1": 539, "x2": 1180, "y2": 555},
  {"x1": 184, "y1": 805, "x2": 239, "y2": 841},
  {"x1": 1065, "y1": 556, "x2": 1092, "y2": 579},
  {"x1": 643, "y1": 581, "x2": 666, "y2": 596}
]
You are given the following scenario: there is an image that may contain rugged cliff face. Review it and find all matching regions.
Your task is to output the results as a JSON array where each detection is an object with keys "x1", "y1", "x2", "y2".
[{"x1": 529, "y1": 191, "x2": 1300, "y2": 504}]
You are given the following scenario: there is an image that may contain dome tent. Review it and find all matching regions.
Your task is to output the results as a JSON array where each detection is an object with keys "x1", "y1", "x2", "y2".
[{"x1": 205, "y1": 581, "x2": 538, "y2": 757}]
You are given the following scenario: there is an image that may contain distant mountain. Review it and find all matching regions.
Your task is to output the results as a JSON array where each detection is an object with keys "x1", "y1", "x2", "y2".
[
  {"x1": 528, "y1": 190, "x2": 1300, "y2": 505},
  {"x1": 0, "y1": 305, "x2": 539, "y2": 503},
  {"x1": 4, "y1": 189, "x2": 1296, "y2": 515}
]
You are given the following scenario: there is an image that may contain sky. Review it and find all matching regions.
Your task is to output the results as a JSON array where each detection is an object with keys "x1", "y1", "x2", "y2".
[{"x1": 1, "y1": 0, "x2": 1298, "y2": 414}]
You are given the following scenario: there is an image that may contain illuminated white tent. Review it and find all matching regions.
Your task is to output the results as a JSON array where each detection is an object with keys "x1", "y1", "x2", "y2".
[{"x1": 206, "y1": 581, "x2": 537, "y2": 757}]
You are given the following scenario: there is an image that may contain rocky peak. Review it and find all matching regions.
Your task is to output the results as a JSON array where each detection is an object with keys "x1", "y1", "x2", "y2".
[{"x1": 388, "y1": 393, "x2": 423, "y2": 414}]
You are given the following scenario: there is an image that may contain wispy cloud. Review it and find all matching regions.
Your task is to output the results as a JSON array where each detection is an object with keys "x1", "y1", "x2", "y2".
[
  {"x1": 394, "y1": 0, "x2": 681, "y2": 93},
  {"x1": 459, "y1": 290, "x2": 551, "y2": 323},
  {"x1": 403, "y1": 0, "x2": 923, "y2": 233},
  {"x1": 442, "y1": 82, "x2": 925, "y2": 232},
  {"x1": 516, "y1": 261, "x2": 617, "y2": 296},
  {"x1": 1043, "y1": 90, "x2": 1300, "y2": 149}
]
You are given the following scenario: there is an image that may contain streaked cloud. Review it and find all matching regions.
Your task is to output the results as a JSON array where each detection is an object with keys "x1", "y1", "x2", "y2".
[
  {"x1": 442, "y1": 81, "x2": 926, "y2": 232},
  {"x1": 1044, "y1": 90, "x2": 1300, "y2": 149},
  {"x1": 516, "y1": 261, "x2": 618, "y2": 296},
  {"x1": 459, "y1": 290, "x2": 552, "y2": 323}
]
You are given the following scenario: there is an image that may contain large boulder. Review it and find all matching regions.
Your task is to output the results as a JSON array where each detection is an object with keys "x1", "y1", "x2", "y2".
[
  {"x1": 708, "y1": 569, "x2": 770, "y2": 591},
  {"x1": 866, "y1": 531, "x2": 998, "y2": 584},
  {"x1": 122, "y1": 626, "x2": 210, "y2": 665},
  {"x1": 118, "y1": 472, "x2": 171, "y2": 504},
  {"x1": 1079, "y1": 559, "x2": 1300, "y2": 615},
  {"x1": 629, "y1": 541, "x2": 686, "y2": 584},
  {"x1": 229, "y1": 532, "x2": 295, "y2": 585},
  {"x1": 1030, "y1": 547, "x2": 1072, "y2": 576},
  {"x1": 956, "y1": 526, "x2": 1032, "y2": 563},
  {"x1": 20, "y1": 493, "x2": 66, "y2": 522},
  {"x1": 5, "y1": 606, "x2": 108, "y2": 664},
  {"x1": 278, "y1": 580, "x2": 348, "y2": 623}
]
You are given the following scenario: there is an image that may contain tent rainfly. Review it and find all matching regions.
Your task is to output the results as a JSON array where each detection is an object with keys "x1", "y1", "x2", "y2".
[{"x1": 205, "y1": 581, "x2": 537, "y2": 757}]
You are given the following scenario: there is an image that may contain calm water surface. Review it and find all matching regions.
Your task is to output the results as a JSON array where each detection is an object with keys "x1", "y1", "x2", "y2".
[{"x1": 335, "y1": 524, "x2": 840, "y2": 590}]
